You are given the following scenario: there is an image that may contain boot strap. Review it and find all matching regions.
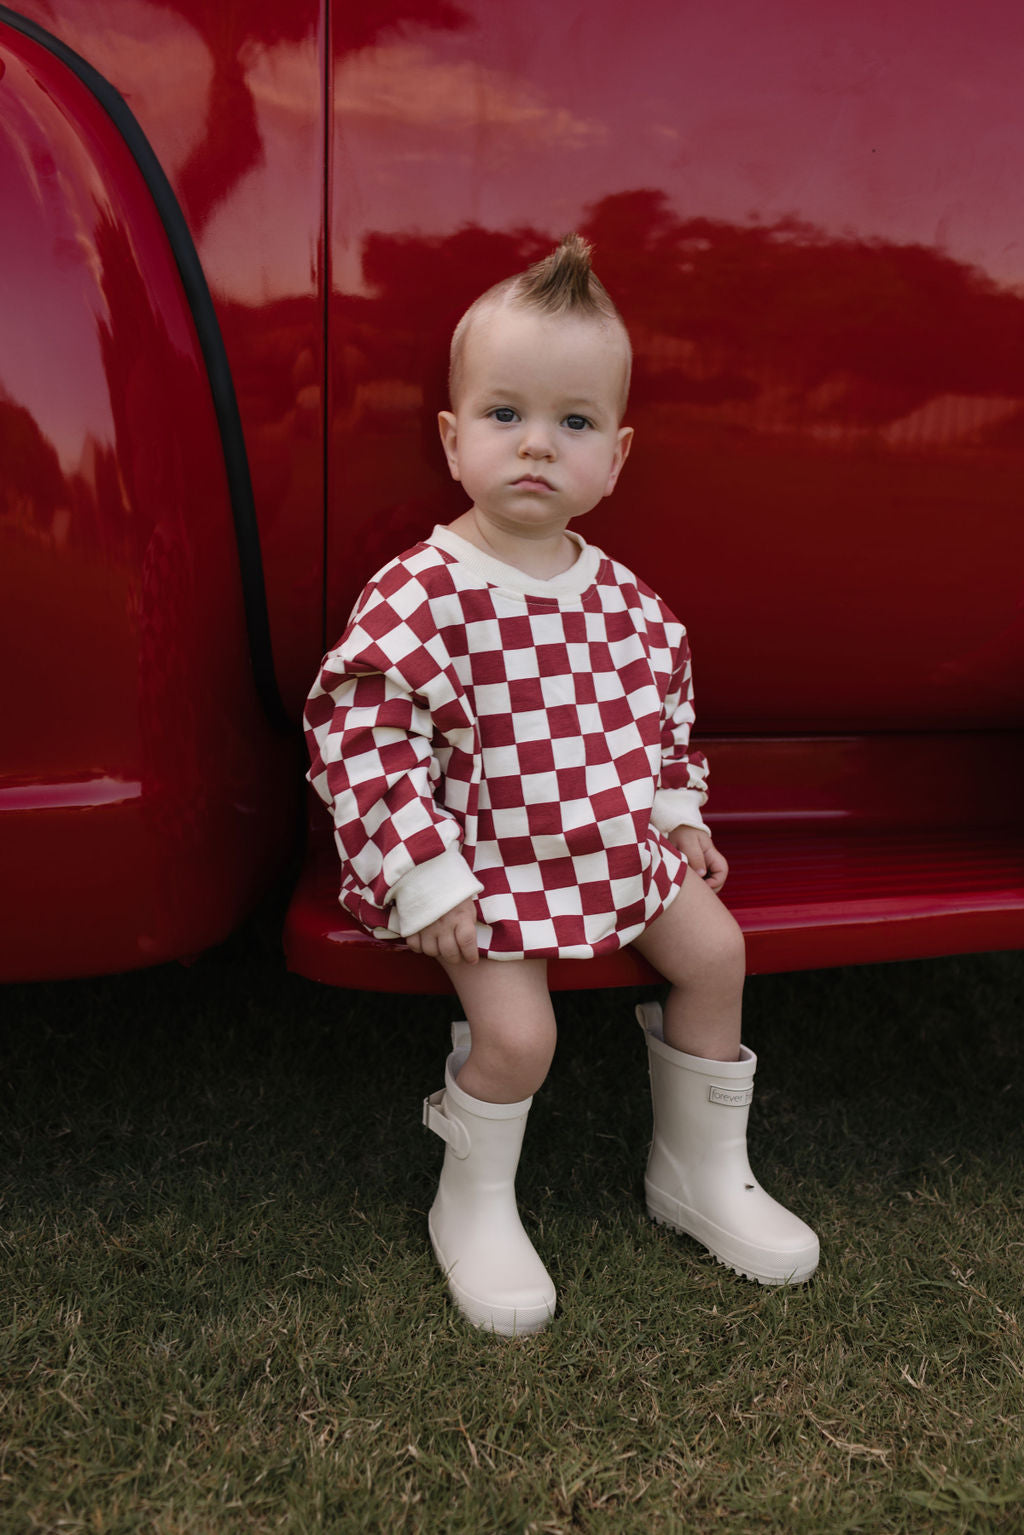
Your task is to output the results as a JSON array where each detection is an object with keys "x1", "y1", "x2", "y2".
[
  {"x1": 450, "y1": 1019, "x2": 471, "y2": 1051},
  {"x1": 635, "y1": 1001, "x2": 662, "y2": 1037},
  {"x1": 422, "y1": 1089, "x2": 471, "y2": 1158}
]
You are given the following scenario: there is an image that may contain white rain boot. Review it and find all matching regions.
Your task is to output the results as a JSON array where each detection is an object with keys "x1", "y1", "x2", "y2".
[
  {"x1": 637, "y1": 1002, "x2": 819, "y2": 1285},
  {"x1": 422, "y1": 1021, "x2": 556, "y2": 1336}
]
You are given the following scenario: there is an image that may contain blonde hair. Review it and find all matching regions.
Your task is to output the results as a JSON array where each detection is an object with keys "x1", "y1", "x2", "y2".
[{"x1": 448, "y1": 234, "x2": 632, "y2": 414}]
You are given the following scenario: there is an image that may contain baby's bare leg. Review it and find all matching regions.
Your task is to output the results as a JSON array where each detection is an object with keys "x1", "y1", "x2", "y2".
[
  {"x1": 631, "y1": 873, "x2": 818, "y2": 1284},
  {"x1": 438, "y1": 957, "x2": 556, "y2": 1103},
  {"x1": 631, "y1": 872, "x2": 746, "y2": 1061}
]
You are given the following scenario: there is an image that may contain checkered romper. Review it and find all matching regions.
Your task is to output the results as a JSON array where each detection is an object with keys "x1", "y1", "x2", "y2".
[{"x1": 305, "y1": 527, "x2": 709, "y2": 960}]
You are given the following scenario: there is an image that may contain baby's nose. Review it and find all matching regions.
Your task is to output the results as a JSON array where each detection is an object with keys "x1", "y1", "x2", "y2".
[{"x1": 519, "y1": 424, "x2": 555, "y2": 458}]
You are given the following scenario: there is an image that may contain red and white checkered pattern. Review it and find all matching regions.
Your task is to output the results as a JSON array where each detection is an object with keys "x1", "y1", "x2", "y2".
[{"x1": 305, "y1": 530, "x2": 709, "y2": 960}]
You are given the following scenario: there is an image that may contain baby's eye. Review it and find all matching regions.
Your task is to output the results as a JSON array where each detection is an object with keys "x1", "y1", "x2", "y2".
[
  {"x1": 490, "y1": 407, "x2": 518, "y2": 423},
  {"x1": 563, "y1": 414, "x2": 591, "y2": 431}
]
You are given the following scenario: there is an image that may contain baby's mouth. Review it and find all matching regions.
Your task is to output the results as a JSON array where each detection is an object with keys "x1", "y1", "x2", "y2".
[{"x1": 512, "y1": 474, "x2": 555, "y2": 491}]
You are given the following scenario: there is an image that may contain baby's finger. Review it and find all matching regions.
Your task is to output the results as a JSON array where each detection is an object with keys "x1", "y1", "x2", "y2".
[
  {"x1": 456, "y1": 921, "x2": 479, "y2": 964},
  {"x1": 706, "y1": 848, "x2": 729, "y2": 886},
  {"x1": 435, "y1": 926, "x2": 463, "y2": 964}
]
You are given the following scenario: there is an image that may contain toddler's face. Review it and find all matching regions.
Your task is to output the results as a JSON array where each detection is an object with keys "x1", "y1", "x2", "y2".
[{"x1": 438, "y1": 305, "x2": 632, "y2": 538}]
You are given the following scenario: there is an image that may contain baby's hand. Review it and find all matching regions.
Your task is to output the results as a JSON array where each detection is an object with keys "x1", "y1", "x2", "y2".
[
  {"x1": 405, "y1": 899, "x2": 479, "y2": 965},
  {"x1": 668, "y1": 826, "x2": 729, "y2": 892}
]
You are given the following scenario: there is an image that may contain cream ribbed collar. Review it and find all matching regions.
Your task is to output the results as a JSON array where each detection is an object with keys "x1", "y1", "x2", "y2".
[{"x1": 428, "y1": 524, "x2": 603, "y2": 599}]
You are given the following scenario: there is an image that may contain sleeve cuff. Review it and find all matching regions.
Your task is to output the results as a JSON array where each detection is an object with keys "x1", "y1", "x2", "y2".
[
  {"x1": 651, "y1": 787, "x2": 708, "y2": 836},
  {"x1": 390, "y1": 847, "x2": 484, "y2": 937}
]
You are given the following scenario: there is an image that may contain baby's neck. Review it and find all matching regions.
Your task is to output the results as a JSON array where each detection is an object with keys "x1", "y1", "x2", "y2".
[{"x1": 447, "y1": 510, "x2": 580, "y2": 580}]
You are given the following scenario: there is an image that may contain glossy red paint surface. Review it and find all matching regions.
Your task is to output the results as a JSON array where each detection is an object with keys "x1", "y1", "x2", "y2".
[
  {"x1": 0, "y1": 20, "x2": 298, "y2": 979},
  {"x1": 286, "y1": 825, "x2": 1024, "y2": 989},
  {"x1": 285, "y1": 733, "x2": 1024, "y2": 987},
  {"x1": 4, "y1": 0, "x2": 327, "y2": 716},
  {"x1": 2, "y1": 0, "x2": 1022, "y2": 983},
  {"x1": 312, "y1": 0, "x2": 1024, "y2": 983},
  {"x1": 326, "y1": 0, "x2": 1024, "y2": 731}
]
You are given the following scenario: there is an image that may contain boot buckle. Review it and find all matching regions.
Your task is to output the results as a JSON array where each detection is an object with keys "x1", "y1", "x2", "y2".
[{"x1": 422, "y1": 1090, "x2": 471, "y2": 1157}]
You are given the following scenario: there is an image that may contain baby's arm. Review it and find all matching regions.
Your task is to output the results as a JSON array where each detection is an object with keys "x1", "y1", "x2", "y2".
[
  {"x1": 653, "y1": 622, "x2": 715, "y2": 872},
  {"x1": 405, "y1": 898, "x2": 479, "y2": 964},
  {"x1": 305, "y1": 568, "x2": 483, "y2": 938},
  {"x1": 654, "y1": 615, "x2": 726, "y2": 888}
]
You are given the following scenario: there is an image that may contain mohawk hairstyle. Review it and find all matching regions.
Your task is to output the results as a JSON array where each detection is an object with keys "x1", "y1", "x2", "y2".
[
  {"x1": 447, "y1": 233, "x2": 632, "y2": 414},
  {"x1": 515, "y1": 233, "x2": 617, "y2": 318}
]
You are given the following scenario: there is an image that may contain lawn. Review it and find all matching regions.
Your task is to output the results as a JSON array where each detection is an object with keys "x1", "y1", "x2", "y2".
[{"x1": 2, "y1": 932, "x2": 1022, "y2": 1533}]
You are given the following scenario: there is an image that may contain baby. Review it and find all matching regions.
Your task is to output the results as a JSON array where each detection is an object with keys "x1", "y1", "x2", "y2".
[{"x1": 305, "y1": 235, "x2": 818, "y2": 1335}]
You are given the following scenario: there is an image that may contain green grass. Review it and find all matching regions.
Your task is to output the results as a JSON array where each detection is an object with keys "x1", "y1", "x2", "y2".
[{"x1": 2, "y1": 934, "x2": 1023, "y2": 1532}]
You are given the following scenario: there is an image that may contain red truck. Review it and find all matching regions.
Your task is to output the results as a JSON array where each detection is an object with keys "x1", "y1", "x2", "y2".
[{"x1": 2, "y1": 0, "x2": 1021, "y2": 990}]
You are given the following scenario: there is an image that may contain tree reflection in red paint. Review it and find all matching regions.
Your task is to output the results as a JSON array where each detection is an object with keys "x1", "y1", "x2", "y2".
[{"x1": 322, "y1": 194, "x2": 1024, "y2": 726}]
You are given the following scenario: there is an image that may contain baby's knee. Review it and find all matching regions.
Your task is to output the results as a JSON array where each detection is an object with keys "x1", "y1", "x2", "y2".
[
  {"x1": 716, "y1": 905, "x2": 747, "y2": 968},
  {"x1": 458, "y1": 1013, "x2": 556, "y2": 1103},
  {"x1": 442, "y1": 958, "x2": 557, "y2": 1098},
  {"x1": 685, "y1": 904, "x2": 747, "y2": 994},
  {"x1": 481, "y1": 1010, "x2": 557, "y2": 1078}
]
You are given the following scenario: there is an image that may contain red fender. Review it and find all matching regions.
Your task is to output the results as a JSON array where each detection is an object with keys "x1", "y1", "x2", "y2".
[{"x1": 0, "y1": 23, "x2": 299, "y2": 979}]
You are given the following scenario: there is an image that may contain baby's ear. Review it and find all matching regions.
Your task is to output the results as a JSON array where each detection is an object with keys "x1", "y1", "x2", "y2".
[
  {"x1": 604, "y1": 425, "x2": 633, "y2": 496},
  {"x1": 438, "y1": 411, "x2": 461, "y2": 481}
]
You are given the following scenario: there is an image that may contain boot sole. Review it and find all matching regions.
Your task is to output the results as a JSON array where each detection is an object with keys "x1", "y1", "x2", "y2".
[{"x1": 647, "y1": 1192, "x2": 819, "y2": 1286}]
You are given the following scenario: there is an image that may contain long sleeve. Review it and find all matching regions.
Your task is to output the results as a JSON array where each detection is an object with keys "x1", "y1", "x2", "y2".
[
  {"x1": 304, "y1": 565, "x2": 483, "y2": 935},
  {"x1": 651, "y1": 625, "x2": 710, "y2": 835}
]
